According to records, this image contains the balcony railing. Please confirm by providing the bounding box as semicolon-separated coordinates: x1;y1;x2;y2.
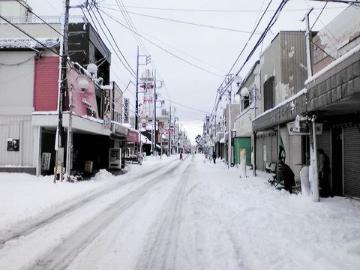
0;15;84;24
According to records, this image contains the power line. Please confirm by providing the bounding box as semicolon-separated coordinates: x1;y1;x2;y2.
99;8;224;78
210;0;274;115
15;0;63;36
85;6;136;78
311;1;329;29
211;0;289;116
0;14;61;56
91;3;136;76
99;6;261;34
99;3;345;14
163;98;208;113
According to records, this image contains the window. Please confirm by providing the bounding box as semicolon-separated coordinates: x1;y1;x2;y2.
264;76;275;111
241;96;250;111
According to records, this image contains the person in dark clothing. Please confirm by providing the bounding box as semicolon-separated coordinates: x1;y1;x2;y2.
277;159;295;193
180;150;183;160
212;151;216;164
318;149;330;197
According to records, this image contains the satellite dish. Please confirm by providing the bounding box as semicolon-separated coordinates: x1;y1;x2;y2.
87;63;98;78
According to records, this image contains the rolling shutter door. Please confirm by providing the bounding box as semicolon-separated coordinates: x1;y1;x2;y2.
343;126;360;197
317;128;331;158
271;134;277;162
256;136;264;171
265;135;272;164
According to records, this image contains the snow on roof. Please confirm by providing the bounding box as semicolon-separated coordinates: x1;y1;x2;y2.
0;38;59;49
305;42;360;85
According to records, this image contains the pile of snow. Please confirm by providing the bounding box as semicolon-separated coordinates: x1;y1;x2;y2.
92;169;115;181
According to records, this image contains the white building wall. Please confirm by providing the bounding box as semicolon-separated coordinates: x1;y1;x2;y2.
0;51;36;168
0;0;29;19
0;51;35;115
0;115;33;166
0;23;61;39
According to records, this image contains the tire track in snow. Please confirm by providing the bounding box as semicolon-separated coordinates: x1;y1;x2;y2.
0;159;177;248
24;160;182;270
134;161;194;270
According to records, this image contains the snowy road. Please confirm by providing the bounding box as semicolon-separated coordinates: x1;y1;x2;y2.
1;155;360;270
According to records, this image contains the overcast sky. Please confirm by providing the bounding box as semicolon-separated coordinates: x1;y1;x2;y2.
27;0;347;143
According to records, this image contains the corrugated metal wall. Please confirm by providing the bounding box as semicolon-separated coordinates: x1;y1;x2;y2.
343;126;360;197
0;115;33;166
34;56;59;111
280;31;307;95
317;128;331;162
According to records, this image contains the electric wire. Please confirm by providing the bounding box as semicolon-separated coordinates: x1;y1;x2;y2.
98;9;224;78
98;3;344;14
114;0;175;103
0;14;61;56
99;6;261;34
85;6;136;78
211;0;289;117
15;0;63;36
91;3;136;76
210;0;274;116
311;1;328;29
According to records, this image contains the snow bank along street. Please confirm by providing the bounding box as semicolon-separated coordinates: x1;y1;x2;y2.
0;155;359;270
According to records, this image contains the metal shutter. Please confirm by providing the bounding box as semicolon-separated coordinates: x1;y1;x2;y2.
271;134;278;162
343;126;360;197
317;128;331;158
256;136;264;171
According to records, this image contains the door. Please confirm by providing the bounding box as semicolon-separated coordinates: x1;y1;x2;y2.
331;128;343;196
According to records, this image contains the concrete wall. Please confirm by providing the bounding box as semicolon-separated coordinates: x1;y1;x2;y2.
260;34;282;109
312;5;360;74
260;31;307;109
234;63;261;137
224;103;241;130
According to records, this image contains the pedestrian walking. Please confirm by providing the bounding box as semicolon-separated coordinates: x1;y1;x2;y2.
180;150;183;160
212;151;216;164
277;159;295;194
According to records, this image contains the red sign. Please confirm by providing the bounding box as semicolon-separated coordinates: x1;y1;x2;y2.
127;130;140;143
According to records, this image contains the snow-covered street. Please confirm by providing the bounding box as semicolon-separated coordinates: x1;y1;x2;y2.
1;155;360;270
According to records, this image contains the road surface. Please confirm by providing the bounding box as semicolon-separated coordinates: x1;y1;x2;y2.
0;155;360;270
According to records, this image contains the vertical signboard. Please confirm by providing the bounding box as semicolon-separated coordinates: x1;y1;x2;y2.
124;98;129;123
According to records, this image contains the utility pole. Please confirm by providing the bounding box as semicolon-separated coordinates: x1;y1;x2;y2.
303;8;314;79
303;8;319;201
253;86;257;176
168;104;171;156
153;70;157;155
135;46;139;130
226;74;233;169
55;0;70;182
